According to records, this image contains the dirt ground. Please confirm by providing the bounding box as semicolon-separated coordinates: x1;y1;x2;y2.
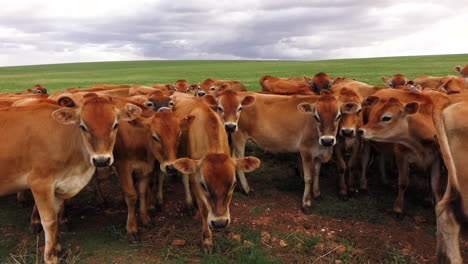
1;146;467;263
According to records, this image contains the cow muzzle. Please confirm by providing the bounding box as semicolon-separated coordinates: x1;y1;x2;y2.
319;136;335;147
91;155;113;167
210;219;229;230
224;123;237;133
341;128;355;137
197;91;207;97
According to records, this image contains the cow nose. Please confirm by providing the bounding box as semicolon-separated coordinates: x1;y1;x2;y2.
197;91;206;97
358;129;364;136
211;219;229;229
92;156;111;167
320;137;335;146
165;164;177;174
341;128;354;137
224;123;237;133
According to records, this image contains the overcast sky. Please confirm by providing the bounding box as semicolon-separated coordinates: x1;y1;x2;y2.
0;0;466;67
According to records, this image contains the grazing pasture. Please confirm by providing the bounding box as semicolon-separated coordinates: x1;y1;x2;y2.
0;54;467;263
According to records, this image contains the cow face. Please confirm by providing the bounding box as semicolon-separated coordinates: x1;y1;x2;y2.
174;154;260;230
203;90;256;133
144;92;173;111
136;110;194;173
175;79;189;92
187;84;201;96
199;79;221;97
358;96;419;142
27;84;48;95
52;94;142;167
382;74;409;88
305;72;332;94
298;90;353;146
336;88;362;137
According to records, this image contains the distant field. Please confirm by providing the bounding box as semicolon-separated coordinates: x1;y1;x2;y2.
0;54;467;93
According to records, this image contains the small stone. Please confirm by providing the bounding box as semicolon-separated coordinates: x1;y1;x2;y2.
303;223;312;230
243;240;254;247
295;242;303;249
335;260;343;264
336;245;346;255
279;240;288;247
171;239;186;246
401;248;411;255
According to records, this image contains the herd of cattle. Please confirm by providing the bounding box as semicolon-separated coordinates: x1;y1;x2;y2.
0;64;468;264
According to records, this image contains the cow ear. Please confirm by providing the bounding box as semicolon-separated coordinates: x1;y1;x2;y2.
52;108;78;125
58;96;77;107
381;76;391;87
341;102;359;114
173;158;198;174
235;156;261;173
454;65;462;73
304;75;313;85
180;115;195;132
203;95;217;107
27;88;33;93
297;102;315;113
241;95;256;107
404;102;419;115
362;96;379;107
119;103;142;121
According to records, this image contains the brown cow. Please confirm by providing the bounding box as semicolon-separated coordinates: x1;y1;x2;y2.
113;108;193;242
174;79;189;92
358;90;442;217
381;74;409;88
229;90;358;212
454;64;468;84
198;79;247;97
0;94;141;264
304;72;334;94
259;75;313;95
431;91;468;263
27;84;48;94
170;92;260;253
413;75;466;94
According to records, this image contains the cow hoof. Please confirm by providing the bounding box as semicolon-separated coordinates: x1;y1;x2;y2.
301;206;313;215
202;244;214;254
314;195;323;201
127;233;140;244
29;223;43;234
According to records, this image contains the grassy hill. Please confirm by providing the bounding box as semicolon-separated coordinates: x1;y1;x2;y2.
0;54;466;93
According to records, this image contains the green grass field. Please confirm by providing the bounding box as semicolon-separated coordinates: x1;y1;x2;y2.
0;54;467;263
0;54;467;93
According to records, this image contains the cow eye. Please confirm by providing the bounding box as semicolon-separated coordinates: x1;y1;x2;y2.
80;124;88;132
200;182;208;191
210;87;216;91
381;116;392;122
217;106;223;112
152;135;159;142
113;123;119;130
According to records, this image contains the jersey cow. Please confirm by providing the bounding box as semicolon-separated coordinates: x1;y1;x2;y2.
198;79;247;97
171;92;260;254
0;94;141;264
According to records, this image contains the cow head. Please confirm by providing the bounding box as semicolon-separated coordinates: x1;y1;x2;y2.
298;90;355;146
335;88;362;137
199;79;219;97
27;84;48;95
358;96;419;142
454;65;468;84
144;91;173;111
381;74;409;88
52;93;142;167
304;72;332;94
173;154;260;230
175;79;189;92
437;76;466;94
133;109;195;173
187;84;201;96
203;90;256;133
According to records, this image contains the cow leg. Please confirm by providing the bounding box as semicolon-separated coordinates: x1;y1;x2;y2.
194;179;213;254
17;191;28;208
30;184;61;264
152;169;164;212
394;154;409;218
436;201;462;264
359;142;371;192
312;160;322;200
57;201;69;232
231;132;251;195
300;151;314;214
137;175;152;227
347;140;361;195
116;163;139;243
379;154;389;185
431;156;443;204
183;173;196;215
29;204;43;234
334;145;348;200
91;170;107;208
